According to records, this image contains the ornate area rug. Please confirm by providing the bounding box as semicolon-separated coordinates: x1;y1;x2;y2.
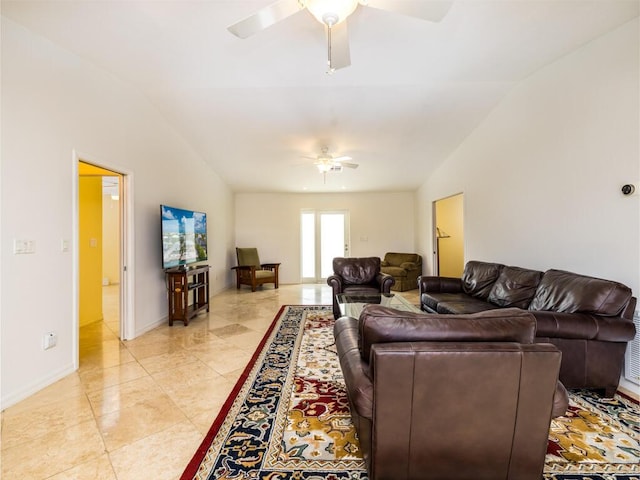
182;305;640;480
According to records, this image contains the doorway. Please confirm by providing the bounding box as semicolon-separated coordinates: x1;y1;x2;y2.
433;194;464;277
77;161;126;348
301;210;350;282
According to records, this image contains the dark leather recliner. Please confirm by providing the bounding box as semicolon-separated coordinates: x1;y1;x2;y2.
327;257;395;318
334;305;568;480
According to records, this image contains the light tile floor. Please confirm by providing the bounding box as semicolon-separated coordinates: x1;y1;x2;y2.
1;284;420;480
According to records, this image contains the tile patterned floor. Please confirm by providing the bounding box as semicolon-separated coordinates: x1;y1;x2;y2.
0;284;420;479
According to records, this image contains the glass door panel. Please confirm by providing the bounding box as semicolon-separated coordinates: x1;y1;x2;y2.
301;210;349;282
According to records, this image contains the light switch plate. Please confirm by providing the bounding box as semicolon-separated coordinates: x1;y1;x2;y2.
13;239;36;254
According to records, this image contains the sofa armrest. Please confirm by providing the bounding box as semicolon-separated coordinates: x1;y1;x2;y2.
326;274;343;293
260;263;280;269
334;317;374;420
418;275;463;294
377;273;395;293
232;265;255;271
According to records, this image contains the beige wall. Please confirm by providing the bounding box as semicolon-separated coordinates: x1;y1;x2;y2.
2;18;234;407
235;192;416;284
416;19;639;392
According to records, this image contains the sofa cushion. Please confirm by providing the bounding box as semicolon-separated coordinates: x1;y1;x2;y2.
488;266;544;309
357;305;536;361
333;257;380;285
383;252;420;267
461;261;504;299
529;269;633;316
381;266;408;278
436;299;501;314
421;292;468;312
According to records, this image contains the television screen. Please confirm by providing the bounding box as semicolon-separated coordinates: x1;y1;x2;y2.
161;205;208;269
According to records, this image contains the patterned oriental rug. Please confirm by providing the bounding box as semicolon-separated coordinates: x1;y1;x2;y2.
181;305;640;480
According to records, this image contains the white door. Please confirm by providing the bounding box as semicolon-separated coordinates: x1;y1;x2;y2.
301;210;349;282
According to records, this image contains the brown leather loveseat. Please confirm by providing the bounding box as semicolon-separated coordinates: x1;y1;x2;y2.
419;261;637;396
334;305;568;480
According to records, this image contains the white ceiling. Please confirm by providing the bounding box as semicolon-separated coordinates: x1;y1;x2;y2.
3;0;638;193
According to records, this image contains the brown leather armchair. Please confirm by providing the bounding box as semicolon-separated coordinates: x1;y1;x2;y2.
334;306;568;480
327;257;395;318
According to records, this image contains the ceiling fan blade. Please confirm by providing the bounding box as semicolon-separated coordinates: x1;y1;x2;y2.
332;155;353;162
326;20;351;71
339;162;359;169
362;0;453;22
227;0;303;39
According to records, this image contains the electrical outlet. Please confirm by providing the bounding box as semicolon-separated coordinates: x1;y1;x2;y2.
43;332;57;350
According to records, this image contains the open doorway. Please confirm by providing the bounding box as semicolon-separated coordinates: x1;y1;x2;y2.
77;161;125;348
433;193;464;277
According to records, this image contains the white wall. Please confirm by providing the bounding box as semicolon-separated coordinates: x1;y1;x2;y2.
1;18;234;407
235;192;416;284
417;20;639;390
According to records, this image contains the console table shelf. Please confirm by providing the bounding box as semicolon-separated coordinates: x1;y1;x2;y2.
165;265;210;326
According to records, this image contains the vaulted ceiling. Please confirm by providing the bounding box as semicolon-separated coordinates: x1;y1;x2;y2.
3;1;638;192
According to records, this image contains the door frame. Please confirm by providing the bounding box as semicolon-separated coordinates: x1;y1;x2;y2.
432;192;464;277
73;151;135;367
300;209;350;283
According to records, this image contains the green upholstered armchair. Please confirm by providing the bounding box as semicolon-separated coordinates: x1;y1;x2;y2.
380;252;422;291
232;248;280;292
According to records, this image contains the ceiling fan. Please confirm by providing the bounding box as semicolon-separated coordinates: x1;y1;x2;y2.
303;146;358;182
227;0;453;73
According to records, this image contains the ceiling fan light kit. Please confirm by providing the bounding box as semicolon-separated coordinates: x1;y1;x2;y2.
306;146;359;184
227;0;452;72
303;0;360;26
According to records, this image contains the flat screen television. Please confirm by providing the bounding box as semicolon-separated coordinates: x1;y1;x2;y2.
161;204;208;270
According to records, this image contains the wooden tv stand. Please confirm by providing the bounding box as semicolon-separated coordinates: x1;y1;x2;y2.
165;265;210;326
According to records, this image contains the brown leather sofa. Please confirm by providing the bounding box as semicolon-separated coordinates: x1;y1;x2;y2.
419;261;637;397
334;305;568;480
327;257;395;318
380;252;422;291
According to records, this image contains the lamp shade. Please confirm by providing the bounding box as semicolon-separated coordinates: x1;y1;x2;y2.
305;0;359;26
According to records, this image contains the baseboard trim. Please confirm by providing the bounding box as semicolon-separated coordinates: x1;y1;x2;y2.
1;364;76;410
132;316;167;339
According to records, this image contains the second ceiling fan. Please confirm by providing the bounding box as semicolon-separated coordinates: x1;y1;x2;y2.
302;146;358;183
227;0;453;73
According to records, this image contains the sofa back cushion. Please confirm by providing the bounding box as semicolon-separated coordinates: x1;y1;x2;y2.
488;266;544;309
358;305;536;361
333;257;380;285
529;269;633;316
461;261;504;299
383;252;421;267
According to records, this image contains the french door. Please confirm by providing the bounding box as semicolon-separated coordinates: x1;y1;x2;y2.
301;210;349;283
